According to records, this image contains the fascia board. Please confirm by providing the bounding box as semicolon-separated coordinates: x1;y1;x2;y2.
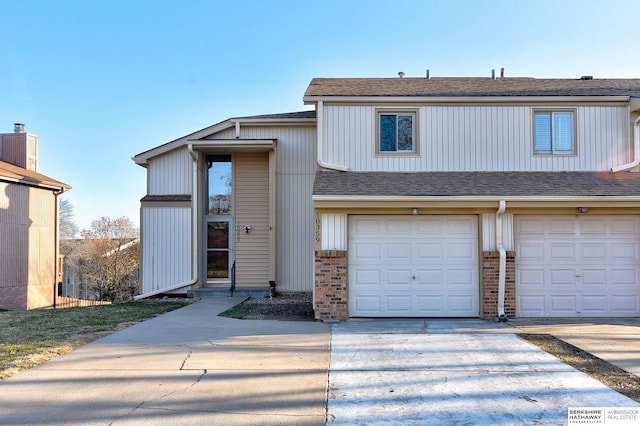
312;195;640;209
304;95;631;105
229;118;316;125
133;120;236;165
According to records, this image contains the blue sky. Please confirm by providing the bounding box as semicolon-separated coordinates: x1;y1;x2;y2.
1;0;639;231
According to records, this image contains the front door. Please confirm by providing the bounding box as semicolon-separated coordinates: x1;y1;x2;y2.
206;218;233;281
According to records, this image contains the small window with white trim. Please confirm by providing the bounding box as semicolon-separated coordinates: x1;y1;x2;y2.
533;110;576;154
377;110;417;154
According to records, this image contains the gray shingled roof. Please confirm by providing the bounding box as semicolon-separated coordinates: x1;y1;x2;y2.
312;171;640;198
304;78;640;98
232;110;316;120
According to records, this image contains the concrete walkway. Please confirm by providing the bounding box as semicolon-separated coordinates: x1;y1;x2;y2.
328;319;640;425
0;298;331;425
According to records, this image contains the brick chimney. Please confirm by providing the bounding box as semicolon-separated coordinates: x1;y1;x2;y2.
0;123;38;171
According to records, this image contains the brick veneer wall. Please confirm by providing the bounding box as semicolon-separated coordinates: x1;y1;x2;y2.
482;251;516;319
314;250;348;321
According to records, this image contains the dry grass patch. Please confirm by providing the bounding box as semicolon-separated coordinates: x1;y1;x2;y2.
0;300;189;380
519;333;640;403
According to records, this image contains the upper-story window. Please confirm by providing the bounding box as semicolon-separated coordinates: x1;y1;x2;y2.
533;110;576;154
377;110;418;154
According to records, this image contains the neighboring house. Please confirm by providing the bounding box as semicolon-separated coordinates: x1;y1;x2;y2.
134;75;640;321
0;124;71;310
60;238;140;301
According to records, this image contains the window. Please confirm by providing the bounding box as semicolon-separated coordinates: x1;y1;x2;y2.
207;155;232;215
534;110;575;154
377;110;417;154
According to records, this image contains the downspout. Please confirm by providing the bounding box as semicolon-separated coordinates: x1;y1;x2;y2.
496;200;508;322
135;145;199;299
611;115;640;172
53;187;65;308
316;100;349;171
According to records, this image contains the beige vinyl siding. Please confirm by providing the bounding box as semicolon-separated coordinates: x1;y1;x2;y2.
0;182;56;309
234;153;269;287
148;147;192;195
140;207;192;295
321;104;630;172
209;125;316;292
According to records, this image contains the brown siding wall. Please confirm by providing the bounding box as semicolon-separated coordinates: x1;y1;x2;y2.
1;133;37;171
0;182;56;310
234;153;270;287
481;251;516;319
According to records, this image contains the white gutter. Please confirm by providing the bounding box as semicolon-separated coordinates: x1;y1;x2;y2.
135;144;199;300
495;200;507;321
611;115;640;172
316;100;349;171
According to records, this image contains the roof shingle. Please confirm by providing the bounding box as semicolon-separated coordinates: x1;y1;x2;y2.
312;171;640;198
304;77;640;98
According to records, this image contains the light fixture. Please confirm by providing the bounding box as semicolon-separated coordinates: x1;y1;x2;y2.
577;207;589;214
412;208;418;215
244;225;252;233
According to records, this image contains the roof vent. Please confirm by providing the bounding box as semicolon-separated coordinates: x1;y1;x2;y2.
491;69;496;80
398;71;405;78
580;75;593;80
500;67;505;78
14;123;25;133
426;69;430;79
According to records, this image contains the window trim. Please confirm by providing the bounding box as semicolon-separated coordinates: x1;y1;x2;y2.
375;108;419;156
532;108;577;156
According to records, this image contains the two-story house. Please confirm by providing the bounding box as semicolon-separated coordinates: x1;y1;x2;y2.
1;124;71;310
134;75;640;321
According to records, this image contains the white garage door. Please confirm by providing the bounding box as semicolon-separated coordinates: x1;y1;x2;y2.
516;215;640;317
349;215;479;317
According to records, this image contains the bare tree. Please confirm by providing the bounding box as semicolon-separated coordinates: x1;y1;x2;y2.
80;216;140;302
59;198;79;240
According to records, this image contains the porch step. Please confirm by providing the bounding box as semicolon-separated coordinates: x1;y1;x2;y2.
187;287;272;299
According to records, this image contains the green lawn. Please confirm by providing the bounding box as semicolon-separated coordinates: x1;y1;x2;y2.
0;300;188;380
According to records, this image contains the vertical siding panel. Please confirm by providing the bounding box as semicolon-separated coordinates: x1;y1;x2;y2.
234;153;270;287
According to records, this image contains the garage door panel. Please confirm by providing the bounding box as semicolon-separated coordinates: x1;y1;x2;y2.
516;215;640;317
611;243;637;260
448;242;475;259
352;243;380;261
386;243;411;260
550;219;576;234
386;296;412;313
353;296;381;314
386;270;412;287
352;269;381;287
611;296;639;313
550;243;575;260
448;269;475;287
550;269;578;286
349;215;479;317
416;243;444;260
580;244;607;260
611;218;638;234
581;269;607;286
582;296;608;313
518;268;545;286
518;243;545;261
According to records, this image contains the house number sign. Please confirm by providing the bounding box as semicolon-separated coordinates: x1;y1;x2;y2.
314;212;322;251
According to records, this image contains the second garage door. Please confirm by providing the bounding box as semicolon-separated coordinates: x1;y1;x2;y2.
349;215;479;317
516;215;640;317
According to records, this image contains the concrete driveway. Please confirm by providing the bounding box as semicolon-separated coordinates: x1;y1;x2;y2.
328;319;639;425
